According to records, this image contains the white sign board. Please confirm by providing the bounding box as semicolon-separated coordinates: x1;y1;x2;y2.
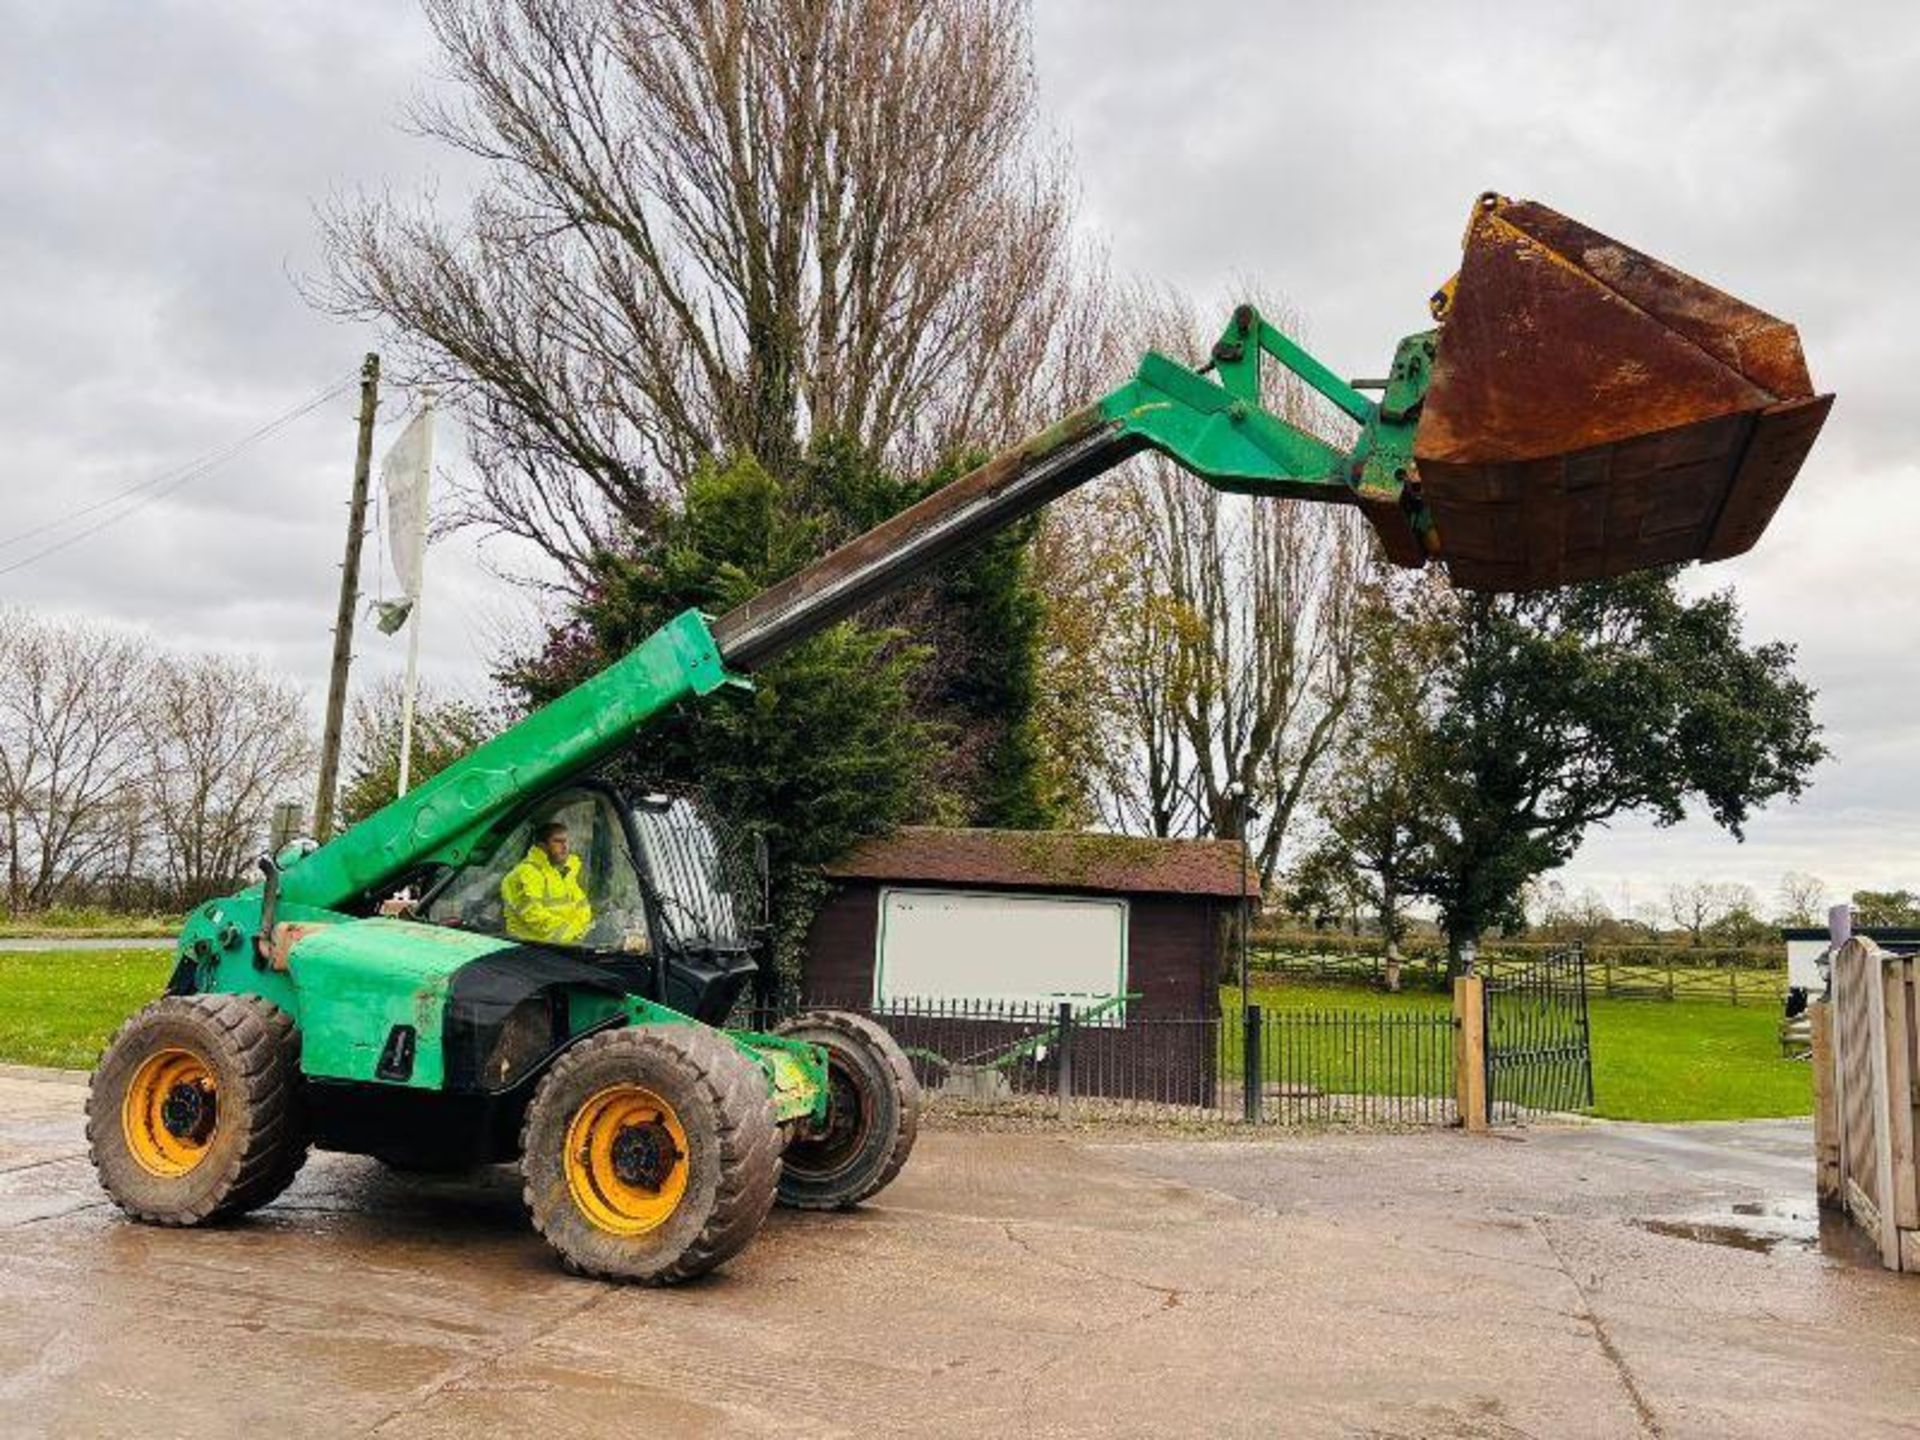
1785;935;1829;994
875;888;1127;1017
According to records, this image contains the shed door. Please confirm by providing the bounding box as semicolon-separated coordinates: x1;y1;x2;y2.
875;888;1127;1015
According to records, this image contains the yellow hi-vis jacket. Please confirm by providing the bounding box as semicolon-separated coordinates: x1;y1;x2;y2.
501;847;592;944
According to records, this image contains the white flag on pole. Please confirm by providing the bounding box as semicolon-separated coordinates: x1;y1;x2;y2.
373;405;435;635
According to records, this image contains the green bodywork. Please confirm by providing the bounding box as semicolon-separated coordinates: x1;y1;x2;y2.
170;614;825;1123
168;309;1422;1140
1100;307;1437;552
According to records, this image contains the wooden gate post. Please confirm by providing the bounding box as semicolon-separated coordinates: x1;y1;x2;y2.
1810;1000;1841;1205
1453;976;1488;1132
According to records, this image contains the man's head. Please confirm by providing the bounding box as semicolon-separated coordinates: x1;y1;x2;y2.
534;820;570;866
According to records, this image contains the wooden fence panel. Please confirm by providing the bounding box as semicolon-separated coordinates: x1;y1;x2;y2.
1888;954;1918;1231
1824;938;1919;1270
1811;1001;1840;1204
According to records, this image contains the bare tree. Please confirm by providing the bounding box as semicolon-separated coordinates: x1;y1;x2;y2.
1665;879;1751;946
1035;291;1366;886
1535;882;1617;946
1049;463;1366;885
1777;870;1826;926
0;609;153;914
139;655;314;903
1291;578;1446;970
321;0;1080;582
338;675;499;829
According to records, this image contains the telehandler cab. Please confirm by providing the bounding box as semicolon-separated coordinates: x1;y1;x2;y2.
89;195;1830;1282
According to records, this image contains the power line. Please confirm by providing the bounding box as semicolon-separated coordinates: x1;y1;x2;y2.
0;370;361;578
0;367;360;552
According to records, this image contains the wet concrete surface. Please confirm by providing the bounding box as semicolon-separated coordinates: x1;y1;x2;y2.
2;1072;1916;1438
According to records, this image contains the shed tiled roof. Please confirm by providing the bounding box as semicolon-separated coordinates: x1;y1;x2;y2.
824;826;1259;900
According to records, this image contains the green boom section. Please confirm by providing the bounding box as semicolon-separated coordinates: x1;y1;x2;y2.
285;608;731;912
165;609;736;1052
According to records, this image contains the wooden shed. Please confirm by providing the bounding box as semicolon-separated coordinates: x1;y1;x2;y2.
805;826;1258;1012
802;828;1257;1103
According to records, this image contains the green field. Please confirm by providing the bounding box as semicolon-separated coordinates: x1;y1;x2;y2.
0;949;171;1069
1585;998;1809;1122
0;950;1811;1123
1221;981;1454;1099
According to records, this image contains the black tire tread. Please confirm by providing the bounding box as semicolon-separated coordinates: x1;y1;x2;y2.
520;1025;781;1285
774;1009;920;1210
86;993;308;1226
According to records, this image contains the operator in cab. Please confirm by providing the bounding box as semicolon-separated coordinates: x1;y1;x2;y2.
502;819;593;945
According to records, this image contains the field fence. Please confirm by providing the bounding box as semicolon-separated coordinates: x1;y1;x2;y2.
1252;939;1785;1006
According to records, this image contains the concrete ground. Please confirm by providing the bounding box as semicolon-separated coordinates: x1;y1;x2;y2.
2;1071;1915;1439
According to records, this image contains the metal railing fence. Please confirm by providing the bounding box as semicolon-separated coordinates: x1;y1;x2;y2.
755;993;1458;1128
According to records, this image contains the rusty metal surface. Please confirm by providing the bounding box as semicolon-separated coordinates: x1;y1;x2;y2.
1702;393;1835;562
712;406;1138;669
1416;195;1831;591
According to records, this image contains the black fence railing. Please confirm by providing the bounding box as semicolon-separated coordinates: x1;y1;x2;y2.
1484;948;1595;1121
761;995;1458;1128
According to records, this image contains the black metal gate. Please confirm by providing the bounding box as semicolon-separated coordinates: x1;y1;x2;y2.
1484;947;1593;1120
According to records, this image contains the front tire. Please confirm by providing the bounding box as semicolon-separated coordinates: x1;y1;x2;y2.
87;994;308;1225
521;1025;780;1284
774;1010;919;1210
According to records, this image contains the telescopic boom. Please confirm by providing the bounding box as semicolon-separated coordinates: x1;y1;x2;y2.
248;194;1827;927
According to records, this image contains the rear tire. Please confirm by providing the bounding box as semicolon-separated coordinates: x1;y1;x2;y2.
87;994;308;1225
773;1010;919;1211
521;1025;780;1284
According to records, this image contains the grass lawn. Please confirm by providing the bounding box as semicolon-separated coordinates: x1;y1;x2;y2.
1226;977;1810;1122
0;949;172;1069
1586;999;1809;1122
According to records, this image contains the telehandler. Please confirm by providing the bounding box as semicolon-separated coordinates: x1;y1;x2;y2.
88;195;1830;1282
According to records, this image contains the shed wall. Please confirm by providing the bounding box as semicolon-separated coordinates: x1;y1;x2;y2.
803;880;1228;1017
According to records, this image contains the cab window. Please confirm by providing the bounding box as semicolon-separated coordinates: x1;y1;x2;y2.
421;789;652;952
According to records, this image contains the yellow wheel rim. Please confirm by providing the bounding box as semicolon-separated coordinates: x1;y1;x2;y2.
121;1047;218;1177
563;1085;690;1236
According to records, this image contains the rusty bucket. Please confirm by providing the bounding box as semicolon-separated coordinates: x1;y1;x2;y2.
1414;194;1832;592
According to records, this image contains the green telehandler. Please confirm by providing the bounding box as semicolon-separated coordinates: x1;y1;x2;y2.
87;195;1830;1283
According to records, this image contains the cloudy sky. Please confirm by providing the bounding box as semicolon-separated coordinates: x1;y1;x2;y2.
2;1;1913;920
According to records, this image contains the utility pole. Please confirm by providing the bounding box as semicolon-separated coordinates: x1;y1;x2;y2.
313;352;380;840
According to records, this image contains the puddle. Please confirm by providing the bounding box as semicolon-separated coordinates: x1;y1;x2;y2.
1633;1198;1885;1268
1637;1217;1797;1254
